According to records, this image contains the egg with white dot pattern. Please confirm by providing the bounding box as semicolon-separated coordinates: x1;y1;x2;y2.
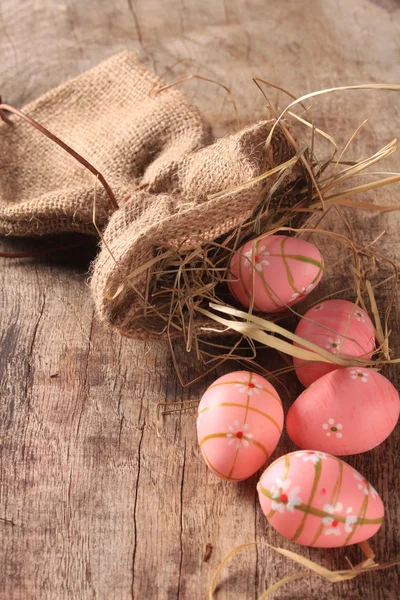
286;367;400;455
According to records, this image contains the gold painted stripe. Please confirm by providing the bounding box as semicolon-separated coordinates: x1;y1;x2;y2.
207;380;281;404
309;517;324;546
199;432;230;446
312;267;323;284
227;448;240;479
227;373;253;478
309;458;343;546
238;247;266;311
238;249;253;305
201;375;271;478
259;275;282;309
252;241;282;310
201;449;243;481
280;237;300;294
247;437;269;460
248;241;281;309
268;253;324;269
291;459;322;541
199;402;282;433
344;484;370;545
259;486;383;526
263;452;291;479
227;371;253;477
283;454;291;481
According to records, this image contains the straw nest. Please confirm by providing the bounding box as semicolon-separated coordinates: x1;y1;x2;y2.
122;80;400;387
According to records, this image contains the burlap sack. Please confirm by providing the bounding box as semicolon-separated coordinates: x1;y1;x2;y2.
0;52;296;339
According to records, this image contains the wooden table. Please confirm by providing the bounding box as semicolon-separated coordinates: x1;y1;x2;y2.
1;1;399;598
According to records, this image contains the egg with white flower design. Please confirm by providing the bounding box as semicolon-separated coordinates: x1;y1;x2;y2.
228;234;324;312
196;371;284;481
293;299;376;387
286;367;400;455
257;451;384;547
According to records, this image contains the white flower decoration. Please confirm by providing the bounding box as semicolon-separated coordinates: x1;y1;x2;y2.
324;502;343;514
243;246;270;272
344;506;358;533
323;504;357;535
270;478;302;514
353;472;378;497
322;502;343;536
291;283;316;301
325;337;342;354
291;288;305;300
322;520;341;536
355;311;366;323
235;377;262;396
322;418;343;438
296;450;327;464
226;420;253;449
322;502;358;535
350;369;370;383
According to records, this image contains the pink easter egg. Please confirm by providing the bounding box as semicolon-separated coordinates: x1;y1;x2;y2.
228;234;324;312
286;368;400;455
293;299;376;387
257;451;384;547
197;371;284;481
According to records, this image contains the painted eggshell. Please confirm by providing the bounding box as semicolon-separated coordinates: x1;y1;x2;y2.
197;371;284;481
257;450;384;547
286;367;400;455
293;300;376;387
228;234;324;312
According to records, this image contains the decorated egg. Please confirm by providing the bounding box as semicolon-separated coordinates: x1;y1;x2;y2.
293;299;376;387
257;450;384;547
286;367;400;455
228;234;324;312
197;371;284;481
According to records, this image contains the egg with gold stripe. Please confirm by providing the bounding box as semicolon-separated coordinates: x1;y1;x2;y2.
197;371;284;481
257;451;384;547
228;234;324;312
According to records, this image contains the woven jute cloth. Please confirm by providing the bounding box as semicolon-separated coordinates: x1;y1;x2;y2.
0;52;296;339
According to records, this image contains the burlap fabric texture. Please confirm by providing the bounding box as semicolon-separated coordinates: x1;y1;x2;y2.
0;52;296;339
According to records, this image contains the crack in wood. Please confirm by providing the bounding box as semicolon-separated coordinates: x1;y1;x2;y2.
75;309;95;443
254;486;259;600
176;440;186;600
131;424;145;599
24;295;46;411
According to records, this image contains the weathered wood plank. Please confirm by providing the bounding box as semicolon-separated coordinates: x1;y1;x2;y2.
0;1;399;599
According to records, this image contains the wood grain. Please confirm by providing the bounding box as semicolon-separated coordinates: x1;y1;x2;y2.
0;0;399;598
